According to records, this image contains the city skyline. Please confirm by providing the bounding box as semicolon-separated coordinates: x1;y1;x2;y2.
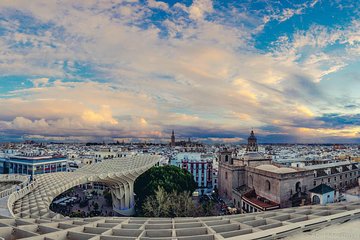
0;0;360;143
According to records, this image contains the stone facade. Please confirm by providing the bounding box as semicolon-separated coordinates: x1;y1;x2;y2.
218;132;360;213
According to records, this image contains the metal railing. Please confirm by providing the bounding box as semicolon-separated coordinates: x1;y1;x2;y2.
7;179;38;217
0;174;30;199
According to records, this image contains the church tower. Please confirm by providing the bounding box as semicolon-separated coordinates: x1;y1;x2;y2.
246;130;258;152
171;130;175;147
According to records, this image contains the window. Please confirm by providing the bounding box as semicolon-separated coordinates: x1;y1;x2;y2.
295;182;301;192
340;175;342;180
225;172;228;180
314;181;316;186
328;178;330;183
265;180;271;191
334;177;336;181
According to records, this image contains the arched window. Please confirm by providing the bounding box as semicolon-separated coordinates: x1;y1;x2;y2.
225;155;229;162
295;182;301;192
265;180;271;191
312;195;320;204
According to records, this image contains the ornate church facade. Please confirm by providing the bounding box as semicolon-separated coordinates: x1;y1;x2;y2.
218;131;316;213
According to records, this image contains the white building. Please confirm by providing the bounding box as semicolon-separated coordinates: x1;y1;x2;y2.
309;184;335;205
171;152;217;195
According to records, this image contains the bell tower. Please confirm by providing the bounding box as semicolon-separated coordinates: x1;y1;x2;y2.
246;130;258;152
170;130;175;147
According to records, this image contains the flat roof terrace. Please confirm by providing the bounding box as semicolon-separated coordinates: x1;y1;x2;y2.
0;156;67;164
1;201;360;240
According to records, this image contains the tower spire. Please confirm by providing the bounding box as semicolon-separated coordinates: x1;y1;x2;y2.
246;130;258;152
171;130;175;147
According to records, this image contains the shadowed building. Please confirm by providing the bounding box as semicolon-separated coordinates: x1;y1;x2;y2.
218;131;360;213
169;130;204;151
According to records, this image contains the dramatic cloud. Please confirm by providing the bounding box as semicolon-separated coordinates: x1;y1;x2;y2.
0;0;359;143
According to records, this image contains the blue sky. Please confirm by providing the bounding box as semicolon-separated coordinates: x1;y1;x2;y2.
0;0;359;143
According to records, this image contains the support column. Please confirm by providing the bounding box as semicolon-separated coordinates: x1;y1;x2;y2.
129;181;135;208
124;182;130;209
110;186;121;210
111;179;135;216
120;184;125;209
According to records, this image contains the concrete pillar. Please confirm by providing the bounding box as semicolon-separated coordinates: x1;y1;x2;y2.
110;179;135;216
124;182;130;209
111;187;121;209
110;184;125;210
129;181;135;208
120;184;125;209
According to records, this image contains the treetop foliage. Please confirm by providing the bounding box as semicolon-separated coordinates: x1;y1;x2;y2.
134;165;197;205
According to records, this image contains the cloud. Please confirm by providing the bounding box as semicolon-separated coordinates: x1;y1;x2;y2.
0;1;359;142
31;77;49;88
189;0;213;21
315;113;360;129
81;106;118;125
147;0;169;11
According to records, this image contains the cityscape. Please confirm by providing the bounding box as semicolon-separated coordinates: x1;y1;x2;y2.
1;0;360;240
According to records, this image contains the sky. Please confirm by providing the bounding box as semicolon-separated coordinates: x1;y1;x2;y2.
0;0;359;143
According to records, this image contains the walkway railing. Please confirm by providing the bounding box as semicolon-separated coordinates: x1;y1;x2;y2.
7;179;38;217
0;174;30;199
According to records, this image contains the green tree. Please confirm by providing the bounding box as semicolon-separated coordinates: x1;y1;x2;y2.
93;202;99;211
142;187;219;218
142;187;172;217
134;165;197;206
170;191;196;217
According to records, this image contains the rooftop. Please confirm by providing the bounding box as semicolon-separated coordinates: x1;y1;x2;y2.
242;189;280;210
255;164;298;174
309;183;335;195
303;160;353;170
